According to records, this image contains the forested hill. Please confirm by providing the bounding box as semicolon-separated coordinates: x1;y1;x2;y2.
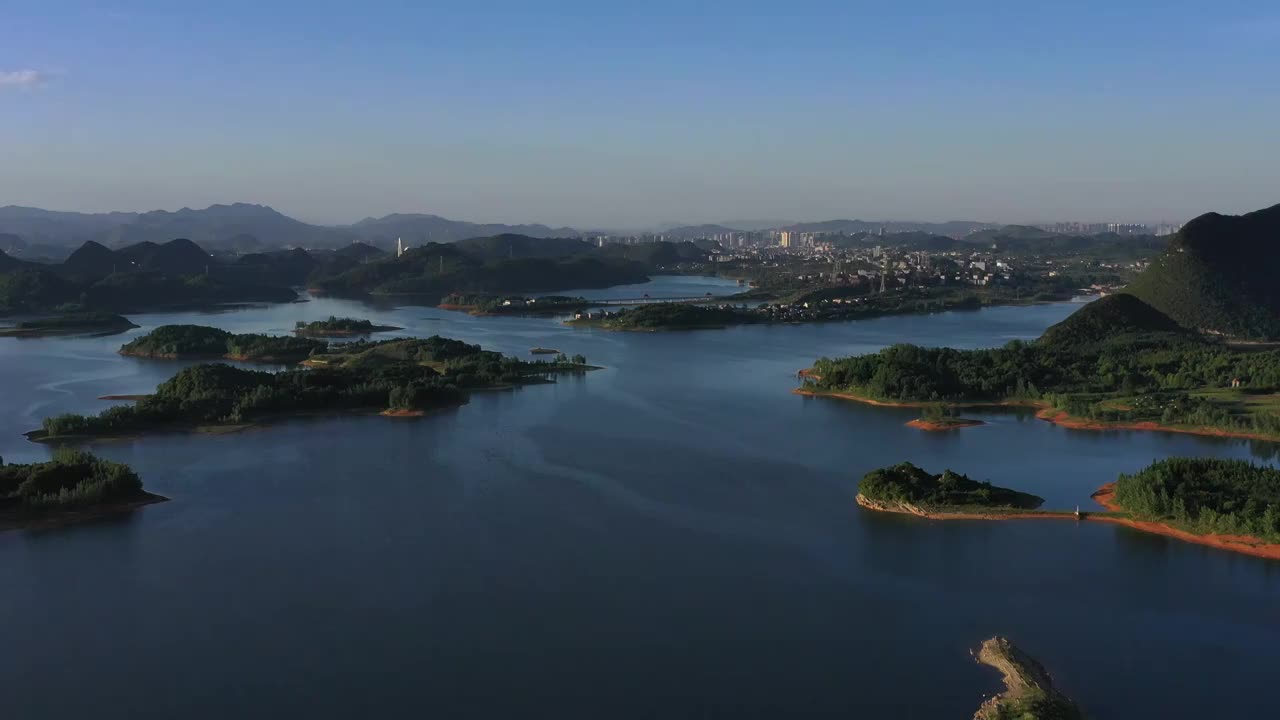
309;235;706;296
1038;293;1185;348
1126;202;1280;340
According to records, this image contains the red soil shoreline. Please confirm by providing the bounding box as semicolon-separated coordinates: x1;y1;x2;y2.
793;386;1280;443
855;486;1280;561
1088;483;1280;560
905;418;986;431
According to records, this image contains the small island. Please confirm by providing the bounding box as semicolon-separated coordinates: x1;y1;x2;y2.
120;324;327;363
856;462;1046;517
973;636;1083;720
857;460;1280;560
292;316;400;337
440;293;591;316
1;448;164;531
530;347;561;355
0;312;139;338
35;336;597;441
907;404;985;431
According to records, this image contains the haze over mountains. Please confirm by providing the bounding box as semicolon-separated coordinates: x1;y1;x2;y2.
0;202;1018;254
0;204;584;256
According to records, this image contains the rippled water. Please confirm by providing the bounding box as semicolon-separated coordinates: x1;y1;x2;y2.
2;277;1276;719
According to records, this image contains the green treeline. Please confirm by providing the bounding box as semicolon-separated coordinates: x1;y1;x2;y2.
441;293;589;314
0;267;297;316
1114;458;1280;541
313;244;650;297
859;462;1044;509
120;324;326;361
43;336;589;438
13;312;135;331
582;303;757;330
293;316;397;334
807;294;1280;436
0;448;146;511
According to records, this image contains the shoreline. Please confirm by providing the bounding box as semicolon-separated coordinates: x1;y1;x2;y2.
24;404;467;444
905;418;986;431
119;349;312;364
794;386;1280;444
0;492;169;533
293;324;400;338
0;323;139;338
856;487;1280;561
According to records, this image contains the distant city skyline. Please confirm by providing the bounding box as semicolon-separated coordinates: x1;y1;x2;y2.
3;1;1277;227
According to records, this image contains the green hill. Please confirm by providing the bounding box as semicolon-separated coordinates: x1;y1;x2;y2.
1127;203;1280;340
1038;293;1185;348
311;238;649;296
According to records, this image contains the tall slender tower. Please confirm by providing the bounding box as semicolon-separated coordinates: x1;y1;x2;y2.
396;237;405;258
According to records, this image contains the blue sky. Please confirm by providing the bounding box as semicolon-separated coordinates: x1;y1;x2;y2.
2;1;1277;227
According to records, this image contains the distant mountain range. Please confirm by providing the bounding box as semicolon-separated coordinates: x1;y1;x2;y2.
0;204;585;256
0;202;1169;261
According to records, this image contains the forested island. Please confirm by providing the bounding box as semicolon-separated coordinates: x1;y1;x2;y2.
311;242;650;297
1;264;298;316
801;293;1280;442
856;459;1280;559
293;316;400;337
972;636;1084;720
856;462;1045;516
35;336;596;441
0;312;138;338
120;325;327;362
568;303;760;331
907;404;985;431
440;293;591;316
565;285;1076;332
1;449;163;531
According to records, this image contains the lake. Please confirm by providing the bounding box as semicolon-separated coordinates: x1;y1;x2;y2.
2;276;1277;719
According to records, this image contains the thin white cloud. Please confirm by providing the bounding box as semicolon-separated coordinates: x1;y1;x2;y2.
0;69;49;89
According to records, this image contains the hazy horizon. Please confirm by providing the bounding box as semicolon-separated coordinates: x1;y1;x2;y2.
4;1;1278;227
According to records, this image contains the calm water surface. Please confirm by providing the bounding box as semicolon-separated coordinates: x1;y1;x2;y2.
2;277;1277;719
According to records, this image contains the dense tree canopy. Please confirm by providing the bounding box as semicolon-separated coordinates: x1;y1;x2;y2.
807;295;1280;436
43;335;589;438
0;448;145;511
859;462;1044;509
120;324;326;361
1114;458;1280;541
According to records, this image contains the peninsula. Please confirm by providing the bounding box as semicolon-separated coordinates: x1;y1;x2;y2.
120;324;326;363
35;336;596;442
567;303;759;331
1;448;164;531
856;460;1280;560
293;316;400;337
0;312;138;338
800;293;1280;443
972;636;1084;720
